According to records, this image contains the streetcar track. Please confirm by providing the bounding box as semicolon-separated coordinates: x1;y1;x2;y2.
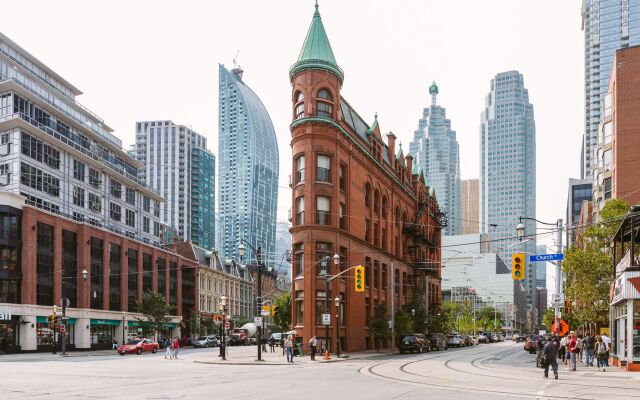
361;344;640;399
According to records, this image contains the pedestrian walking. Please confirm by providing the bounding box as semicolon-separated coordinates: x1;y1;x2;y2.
164;338;172;359
281;336;285;356
542;336;559;380
309;336;318;361
285;335;294;363
576;335;583;363
535;336;544;368
596;336;607;372
601;333;611;367
268;335;275;353
172;337;180;359
112;338;118;350
583;335;594;367
568;331;578;371
559;335;567;364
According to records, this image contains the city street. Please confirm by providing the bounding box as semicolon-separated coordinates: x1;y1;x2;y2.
1;342;639;399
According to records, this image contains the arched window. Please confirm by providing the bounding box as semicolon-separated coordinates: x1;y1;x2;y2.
381;197;388;219
294;91;305;120
316;89;333;118
364;183;371;208
374;190;380;215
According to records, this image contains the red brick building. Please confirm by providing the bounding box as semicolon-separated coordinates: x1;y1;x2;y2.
289;4;443;352
0;192;197;352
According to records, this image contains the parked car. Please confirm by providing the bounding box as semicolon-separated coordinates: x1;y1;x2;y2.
469;336;479;345
426;333;448;351
461;335;474;347
399;335;429;354
117;339;159;355
504;333;513;341
413;334;431;350
477;333;489;344
447;335;465;347
193;336;218;348
270;333;283;346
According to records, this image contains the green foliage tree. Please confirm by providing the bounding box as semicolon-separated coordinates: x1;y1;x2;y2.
394;308;413;337
369;304;390;352
134;290;174;340
477;306;502;332
563;198;629;326
272;292;292;332
409;292;427;333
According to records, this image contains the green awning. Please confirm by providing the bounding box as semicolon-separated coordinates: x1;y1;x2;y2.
128;321;176;328
90;319;120;326
36;316;76;324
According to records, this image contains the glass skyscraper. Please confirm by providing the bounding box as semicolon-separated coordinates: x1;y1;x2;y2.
581;0;640;178
135;120;216;249
409;82;461;236
217;64;279;262
480;71;538;326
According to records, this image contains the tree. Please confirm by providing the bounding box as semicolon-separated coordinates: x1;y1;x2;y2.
369;304;390;352
272;292;292;332
394;308;413;337
409;292;427;333
563;199;629;326
477;306;502;332
134;290;174;340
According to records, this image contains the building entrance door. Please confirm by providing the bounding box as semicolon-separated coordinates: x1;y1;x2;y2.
0;321;18;354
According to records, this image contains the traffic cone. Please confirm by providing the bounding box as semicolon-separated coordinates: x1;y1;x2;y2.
324;350;329;360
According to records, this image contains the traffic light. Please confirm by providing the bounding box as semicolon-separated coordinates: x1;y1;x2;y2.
271;305;277;317
355;265;364;292
511;253;525;280
564;300;572;315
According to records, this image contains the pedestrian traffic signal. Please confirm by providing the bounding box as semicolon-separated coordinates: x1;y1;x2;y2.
564;300;572;315
271;305;277;316
355;265;364;292
511;253;525;281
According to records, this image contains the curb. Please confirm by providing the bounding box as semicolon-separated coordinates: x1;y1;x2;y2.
194;360;292;366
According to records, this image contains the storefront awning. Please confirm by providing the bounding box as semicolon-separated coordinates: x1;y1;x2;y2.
90;319;120;326
128;321;176;328
36;316;76;324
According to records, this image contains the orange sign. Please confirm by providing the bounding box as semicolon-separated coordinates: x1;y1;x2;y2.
550;319;569;336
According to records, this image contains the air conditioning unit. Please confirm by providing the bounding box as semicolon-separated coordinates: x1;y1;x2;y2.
0;173;10;186
0;143;10;156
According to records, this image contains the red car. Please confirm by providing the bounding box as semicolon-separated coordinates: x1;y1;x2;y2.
118;339;159;355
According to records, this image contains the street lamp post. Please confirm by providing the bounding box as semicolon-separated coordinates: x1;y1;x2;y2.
219;296;227;360
52;305;58;354
334;296;341;357
121;311;126;346
322;253;340;355
239;241;263;361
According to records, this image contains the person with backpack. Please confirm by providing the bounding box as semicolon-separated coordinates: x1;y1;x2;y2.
596;336;607;372
542;336;559;379
582;335;594;367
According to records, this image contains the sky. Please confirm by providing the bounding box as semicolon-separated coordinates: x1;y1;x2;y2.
1;0;584;251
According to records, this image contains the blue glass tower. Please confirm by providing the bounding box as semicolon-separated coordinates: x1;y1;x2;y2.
217;64;279;262
581;0;640;178
480;71;538;326
409;82;461;236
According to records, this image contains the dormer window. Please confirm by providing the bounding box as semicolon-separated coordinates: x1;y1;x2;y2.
316;89;333;118
294;91;305;119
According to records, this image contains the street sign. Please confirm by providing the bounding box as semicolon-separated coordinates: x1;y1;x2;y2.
552;300;564;308
59;325;66;334
254;317;262;325
552;293;564;305
322;313;331;325
224;322;230;329
261;309;270;316
529;253;564;262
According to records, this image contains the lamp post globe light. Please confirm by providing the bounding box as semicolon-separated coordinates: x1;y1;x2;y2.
334;296;341;357
238;240;264;361
219;295;227;360
81;268;88;280
516;222;525;240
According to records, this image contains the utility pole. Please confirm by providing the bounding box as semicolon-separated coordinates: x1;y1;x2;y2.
257;246;262;362
555;219;563;335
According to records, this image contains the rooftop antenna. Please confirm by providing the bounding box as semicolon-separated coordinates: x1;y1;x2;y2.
232;50;240;69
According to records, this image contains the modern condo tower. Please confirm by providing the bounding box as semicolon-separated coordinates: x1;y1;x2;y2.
217;64;279;262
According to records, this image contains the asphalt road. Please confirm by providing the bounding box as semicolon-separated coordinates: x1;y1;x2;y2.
1;342;639;399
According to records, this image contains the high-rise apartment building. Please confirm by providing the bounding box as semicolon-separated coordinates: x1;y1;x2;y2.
566;178;592;247
217;64;279;262
536;244;547;289
409;82;461;235
581;0;640;178
461;179;479;234
592;45;640;211
135;120;216;249
480;70;538;327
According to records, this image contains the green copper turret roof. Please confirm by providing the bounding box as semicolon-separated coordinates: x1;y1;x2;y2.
290;3;344;83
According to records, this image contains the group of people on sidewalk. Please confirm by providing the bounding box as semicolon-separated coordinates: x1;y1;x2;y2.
538;331;611;379
164;338;181;359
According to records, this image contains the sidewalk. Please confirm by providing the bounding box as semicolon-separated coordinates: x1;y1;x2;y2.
0;349;118;361
194;347;392;366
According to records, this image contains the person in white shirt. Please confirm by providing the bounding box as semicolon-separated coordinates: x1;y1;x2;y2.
560;336;568;364
601;334;611;367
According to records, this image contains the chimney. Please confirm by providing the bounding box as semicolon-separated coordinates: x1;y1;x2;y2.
386;132;396;167
405;154;413;185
